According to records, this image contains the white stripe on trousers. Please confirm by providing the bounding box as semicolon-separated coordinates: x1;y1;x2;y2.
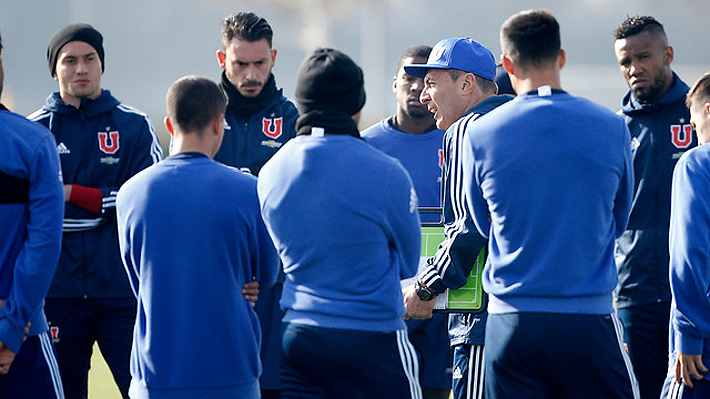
396;329;423;399
665;378;685;399
611;313;641;399
467;345;485;399
39;331;65;399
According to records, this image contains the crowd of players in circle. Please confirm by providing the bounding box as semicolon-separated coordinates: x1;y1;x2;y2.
1;7;708;399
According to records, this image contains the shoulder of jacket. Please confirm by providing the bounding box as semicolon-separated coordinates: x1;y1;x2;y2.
27;108;51;122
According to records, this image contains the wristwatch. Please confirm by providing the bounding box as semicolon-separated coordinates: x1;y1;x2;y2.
414;279;438;301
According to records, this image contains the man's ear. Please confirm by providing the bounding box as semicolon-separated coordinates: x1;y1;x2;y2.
271;48;277;68
501;55;514;76
460;73;476;95
164;116;175;137
557;49;566;71
212;113;225;136
216;50;227;70
664;45;674;66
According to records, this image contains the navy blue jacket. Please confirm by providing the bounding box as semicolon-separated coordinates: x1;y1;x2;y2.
416;95;512;346
29;90;162;299
615;73;695;308
214;88;298;176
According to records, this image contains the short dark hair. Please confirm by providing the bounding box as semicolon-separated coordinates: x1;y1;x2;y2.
500;9;561;67
447;69;465;82
476;76;498;95
687;72;710;110
221;12;273;48
397;45;432;71
166;76;226;134
445;69;497;95
614;16;666;41
0;30;3;55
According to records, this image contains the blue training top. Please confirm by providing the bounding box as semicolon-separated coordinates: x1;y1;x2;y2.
258;133;421;332
362;118;444;223
463;87;634;315
669;144;710;379
116;153;279;398
0;105;64;353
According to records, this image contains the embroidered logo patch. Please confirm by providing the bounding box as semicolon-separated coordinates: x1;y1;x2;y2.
100;157;120;165
261;140;283;149
50;326;60;342
98;131;120;154
262;117;283;139
670;124;693;149
57;142;70;154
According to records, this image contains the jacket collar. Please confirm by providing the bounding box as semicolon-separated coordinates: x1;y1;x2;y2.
463;94;515;118
621;72;689;114
43;89;120;117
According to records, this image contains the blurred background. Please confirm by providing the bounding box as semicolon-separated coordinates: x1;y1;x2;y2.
2;0;709;151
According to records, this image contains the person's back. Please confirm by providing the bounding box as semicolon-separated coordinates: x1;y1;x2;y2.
466;89;632;313
259;134;419;328
465;11;638;399
661;71;710;398
116;76;278;399
0;105;65;398
258;47;423;399
118;155;275;391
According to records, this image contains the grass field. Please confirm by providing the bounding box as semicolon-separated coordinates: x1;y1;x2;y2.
88;343;122;399
86;343;454;398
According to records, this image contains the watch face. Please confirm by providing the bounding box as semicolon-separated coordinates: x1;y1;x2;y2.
416;284;436;301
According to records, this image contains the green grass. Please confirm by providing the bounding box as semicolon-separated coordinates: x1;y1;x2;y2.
88;343;122;399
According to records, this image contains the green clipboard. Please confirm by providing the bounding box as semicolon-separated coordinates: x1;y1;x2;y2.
416;207;486;313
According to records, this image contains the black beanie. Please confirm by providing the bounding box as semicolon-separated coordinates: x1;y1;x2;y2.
295;48;366;116
494;65;515;96
47;23;105;77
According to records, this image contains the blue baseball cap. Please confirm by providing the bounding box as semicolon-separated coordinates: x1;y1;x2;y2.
404;37;496;81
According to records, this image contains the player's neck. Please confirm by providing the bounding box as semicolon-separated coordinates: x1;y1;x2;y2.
392;112;436;135
170;134;216;159
513;68;562;94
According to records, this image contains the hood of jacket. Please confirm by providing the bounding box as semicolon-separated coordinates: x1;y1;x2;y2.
42;89;119;118
621;72;689;115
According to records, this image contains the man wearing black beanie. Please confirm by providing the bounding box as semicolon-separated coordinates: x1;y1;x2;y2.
29;23;163;399
293;48;366;137
257;48;424;399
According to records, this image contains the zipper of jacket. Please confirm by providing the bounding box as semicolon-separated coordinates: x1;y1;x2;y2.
242;121;249;172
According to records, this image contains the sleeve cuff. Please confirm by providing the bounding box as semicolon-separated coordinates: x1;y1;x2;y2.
0;319;24;354
419;261;448;294
68;185;103;214
676;330;704;356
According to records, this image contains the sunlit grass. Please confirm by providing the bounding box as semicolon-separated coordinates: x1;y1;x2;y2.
88;343;122;399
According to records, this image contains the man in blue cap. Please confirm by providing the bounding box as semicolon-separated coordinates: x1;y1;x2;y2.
402;37;512;399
